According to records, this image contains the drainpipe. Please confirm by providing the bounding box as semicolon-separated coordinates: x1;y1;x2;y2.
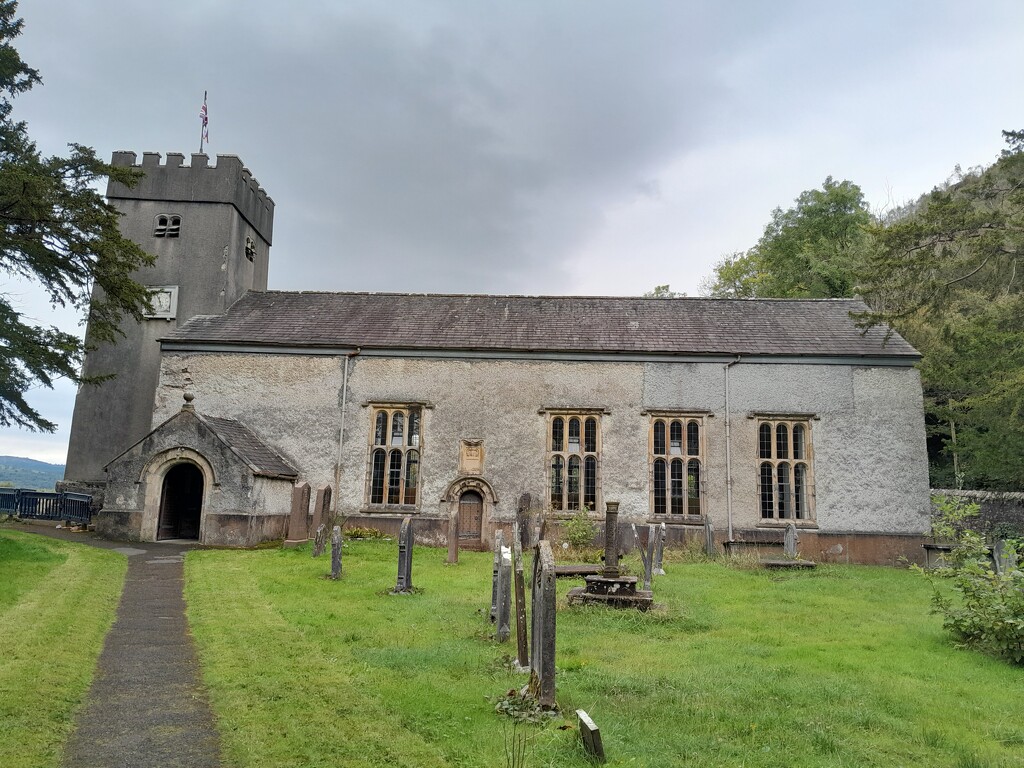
334;348;361;514
724;356;741;542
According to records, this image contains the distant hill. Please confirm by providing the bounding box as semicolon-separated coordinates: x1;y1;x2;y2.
0;456;65;491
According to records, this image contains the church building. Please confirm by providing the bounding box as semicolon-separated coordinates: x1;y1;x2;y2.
63;152;932;564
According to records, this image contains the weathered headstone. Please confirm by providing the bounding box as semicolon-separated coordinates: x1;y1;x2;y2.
993;539;1017;574
529;540;557;709
784;522;798;558
632;523;655;591
392;516;414;593
330;525;342;579
516;493;532;550
496;542;512;643
446;508;459;564
312;523;327;558
490;529;504;622
703;517;715;558
603;501;621;577
512;522;529;668
312;484;332;535
653;522;667;576
284;482;311;548
576;709;606;763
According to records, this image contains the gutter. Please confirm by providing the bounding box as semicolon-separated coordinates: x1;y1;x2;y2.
334;348;361;513
724;355;742;542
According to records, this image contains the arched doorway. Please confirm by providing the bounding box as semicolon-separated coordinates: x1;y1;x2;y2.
458;490;483;547
157;463;204;540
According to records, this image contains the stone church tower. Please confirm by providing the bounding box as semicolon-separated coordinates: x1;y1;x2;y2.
63;151;274;493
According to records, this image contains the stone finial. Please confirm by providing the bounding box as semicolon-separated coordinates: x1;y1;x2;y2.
182;392;195;411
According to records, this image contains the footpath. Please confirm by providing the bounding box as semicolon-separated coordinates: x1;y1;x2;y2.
23;523;221;768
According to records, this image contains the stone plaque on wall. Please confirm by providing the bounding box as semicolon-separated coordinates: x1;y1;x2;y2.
459;439;484;475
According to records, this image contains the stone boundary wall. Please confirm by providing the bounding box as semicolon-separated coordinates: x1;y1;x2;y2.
931;489;1024;538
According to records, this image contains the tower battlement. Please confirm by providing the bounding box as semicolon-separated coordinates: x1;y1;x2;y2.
107;151;275;243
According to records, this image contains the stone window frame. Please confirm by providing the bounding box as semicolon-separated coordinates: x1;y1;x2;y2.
646;411;708;520
365;404;424;510
154;213;182;238
245;235;257;262
753;414;816;523
542;407;606;514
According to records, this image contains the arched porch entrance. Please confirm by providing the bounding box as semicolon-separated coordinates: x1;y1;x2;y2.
443;476;498;550
157;462;204;540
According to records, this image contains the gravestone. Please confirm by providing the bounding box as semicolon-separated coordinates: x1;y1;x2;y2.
993;539;1017;574
703;517;715;557
512;522;529;668
567;501;652;610
496;542;512;643
283;482;311;548
529;540;557;709
312;524;327;558
576;709;606;763
516;493;532;550
490;529;504;623
312;484;332;535
392;516;414;593
631;523;656;591
784;522;798;558
447;508;459;564
330;525;342;579
653;522;666;576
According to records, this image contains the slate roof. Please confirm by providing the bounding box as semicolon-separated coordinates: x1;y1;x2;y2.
197;413;298;479
164;291;920;360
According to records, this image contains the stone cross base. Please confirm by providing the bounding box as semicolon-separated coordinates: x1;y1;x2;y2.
566;574;653;610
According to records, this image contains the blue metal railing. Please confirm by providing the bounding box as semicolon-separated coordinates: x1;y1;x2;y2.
0;488;93;525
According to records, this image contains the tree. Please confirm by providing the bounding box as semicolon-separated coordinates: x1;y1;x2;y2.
859;131;1024;489
702;177;874;299
0;1;153;431
643;284;686;298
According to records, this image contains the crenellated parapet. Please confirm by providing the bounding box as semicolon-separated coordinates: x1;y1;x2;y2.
107;151;275;243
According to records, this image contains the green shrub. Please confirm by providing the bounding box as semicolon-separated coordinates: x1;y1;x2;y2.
561;508;598;549
924;495;1024;665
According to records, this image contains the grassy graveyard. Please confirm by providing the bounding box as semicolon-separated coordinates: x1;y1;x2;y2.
0;529;127;768
185;539;1024;768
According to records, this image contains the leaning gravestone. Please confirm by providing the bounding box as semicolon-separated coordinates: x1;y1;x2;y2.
512;522;529;668
330;525;342;579
283;482;311;548
529;540;557;709
631;523;656;591
993;539;1017;575
392;516;414;593
312;523;327;558
516;493;532;550
312;484;332;535
490;529;504;623
496;541;512;643
576;709;606;763
653;522;667;576
447;508;459;564
784;522;798;558
704;517;715;558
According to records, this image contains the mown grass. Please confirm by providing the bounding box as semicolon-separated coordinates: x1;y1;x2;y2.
185;541;1024;768
0;529;127;768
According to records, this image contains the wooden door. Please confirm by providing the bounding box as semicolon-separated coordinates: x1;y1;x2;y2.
458;491;483;544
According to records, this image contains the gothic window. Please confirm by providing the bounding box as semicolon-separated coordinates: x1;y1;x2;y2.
548;413;601;511
651;415;704;516
758;418;813;520
154;214;181;238
368;406;422;507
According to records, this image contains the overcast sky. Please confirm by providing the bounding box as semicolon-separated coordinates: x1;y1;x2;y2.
3;0;1024;465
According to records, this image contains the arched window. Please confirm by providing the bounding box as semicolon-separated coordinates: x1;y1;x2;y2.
548;412;601;511
757;419;814;520
366;406;423;507
154;213;181;238
650;414;705;516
